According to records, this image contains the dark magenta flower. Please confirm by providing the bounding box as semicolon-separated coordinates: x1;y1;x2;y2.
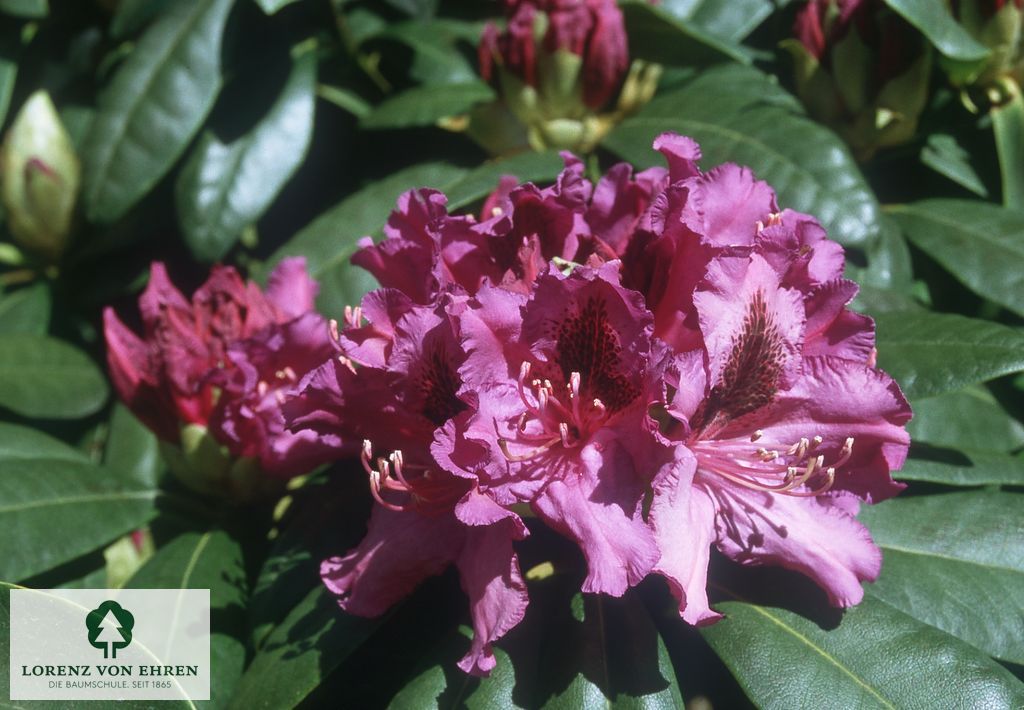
286;292;530;675
103;258;329;496
287;131;911;674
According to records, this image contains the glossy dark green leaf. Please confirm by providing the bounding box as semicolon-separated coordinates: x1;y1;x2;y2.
227;586;385;710
0;0;47;19
82;0;234;223
110;0;175;39
620;0;749;66
873;310;1024;399
127;530;247;709
0;282;50;335
176;51;316;262
445;151;564;211
890;199;1024;318
0;458;158;582
264;162;467;314
860;491;1024;664
386;626;521;709
0;422;89;463
993;89;1024;208
906;388;1024;452
541;593;683;709
0;37;15;126
105;404;164;488
881;0;990;61
0;335;108;419
253;0;299;14
361;82;494;130
701;595;1024;708
655;0;772;43
248;470;370;650
376;20;479;86
920;133;988;198
897;447;1024;486
605;64;880;247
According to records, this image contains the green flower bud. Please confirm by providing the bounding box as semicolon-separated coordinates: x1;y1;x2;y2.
160;423;283;504
0;91;80;261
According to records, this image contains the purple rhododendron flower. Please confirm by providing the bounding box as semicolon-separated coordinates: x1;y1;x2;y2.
286;131;911;676
285;291;530;675
103;257;330;478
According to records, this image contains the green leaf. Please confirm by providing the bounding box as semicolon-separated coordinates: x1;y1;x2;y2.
604;64;881;247
655;0;772;44
881;0;991;62
920;133;988;198
0;34;16;127
620;0;750;66
82;0;234;224
860;491;1024;664
0;422;90;463
540;593;684;708
227;586;385;710
445;151;564;211
176;51;317;262
873;310;1024;399
105;404;165;488
361;82;494;130
898;447;1024;486
110;0;176;39
906;388;1024;452
376;20;479;86
0;458;158;582
0;282;50;335
253;0;299;14
890;199;1024;318
0;335;108;419
993;88;1024;208
387;626;521;709
0;0;47;19
127;530;247;709
701;595;1024;708
263;162;467;314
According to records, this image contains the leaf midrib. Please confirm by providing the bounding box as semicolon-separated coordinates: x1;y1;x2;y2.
88;0;218;204
879;542;1024;576
0;490;156;514
745;604;897;709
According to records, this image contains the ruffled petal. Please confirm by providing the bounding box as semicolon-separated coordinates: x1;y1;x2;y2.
710;483;882;608
455;521;530;675
650;448;721;625
531;432;659;596
321;505;463;617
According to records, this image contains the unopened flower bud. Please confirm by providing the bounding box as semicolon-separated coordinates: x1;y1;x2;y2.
472;0;658;154
783;0;932;161
945;0;1023;93
0;91;80;261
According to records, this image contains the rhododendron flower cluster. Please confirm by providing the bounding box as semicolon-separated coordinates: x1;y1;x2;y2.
104;258;333;499
283;133;912;675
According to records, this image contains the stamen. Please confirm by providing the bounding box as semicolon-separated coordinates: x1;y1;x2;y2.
498;436;561;462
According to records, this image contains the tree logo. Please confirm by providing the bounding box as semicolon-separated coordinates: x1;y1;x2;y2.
85;601;134;659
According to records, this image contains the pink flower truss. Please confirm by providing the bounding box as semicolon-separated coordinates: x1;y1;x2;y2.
285;131;911;675
104;258;332;477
